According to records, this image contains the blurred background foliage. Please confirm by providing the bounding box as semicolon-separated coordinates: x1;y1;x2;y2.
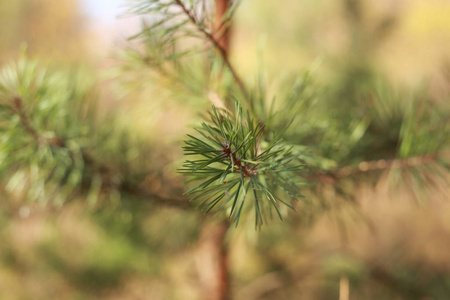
0;0;91;64
0;0;450;299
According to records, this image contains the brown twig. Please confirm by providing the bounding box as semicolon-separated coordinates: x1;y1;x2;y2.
306;153;444;188
220;143;257;177
309;153;442;184
12;97;42;146
213;0;232;51
334;154;439;178
181;1;234;299
10;96;189;209
173;0;249;100
196;219;231;300
81;151;189;209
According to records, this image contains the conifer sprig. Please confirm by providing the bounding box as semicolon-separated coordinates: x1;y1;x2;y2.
0;55;187;208
181;103;304;227
125;0;248;99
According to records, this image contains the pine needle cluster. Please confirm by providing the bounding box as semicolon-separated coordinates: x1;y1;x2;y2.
181;104;304;227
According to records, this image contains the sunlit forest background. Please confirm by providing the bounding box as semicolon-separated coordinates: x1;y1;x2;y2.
1;0;450;299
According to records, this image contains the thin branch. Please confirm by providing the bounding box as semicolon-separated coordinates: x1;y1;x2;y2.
195;219;231;300
81;151;189;209
213;0;231;51
173;0;250;99
212;1;240;39
9;97;189;209
335;154;439;178
192;2;233;300
306;153;446;186
12;97;42;145
220;143;258;177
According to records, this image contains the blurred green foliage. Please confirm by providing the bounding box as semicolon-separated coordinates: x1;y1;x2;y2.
0;0;450;299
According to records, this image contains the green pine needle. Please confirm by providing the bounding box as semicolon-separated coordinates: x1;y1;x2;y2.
181;103;305;227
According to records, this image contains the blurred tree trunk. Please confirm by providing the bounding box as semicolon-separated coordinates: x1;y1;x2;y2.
213;0;231;52
196;219;230;300
196;2;232;300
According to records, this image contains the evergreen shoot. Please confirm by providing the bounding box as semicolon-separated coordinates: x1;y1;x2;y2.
181;103;304;227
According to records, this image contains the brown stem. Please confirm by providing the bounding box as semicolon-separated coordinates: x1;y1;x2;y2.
213;0;231;53
12;97;42;145
221;144;257;177
10;96;188;209
217;219;231;300
188;1;233;299
334;154;439;178
196;219;231;300
173;0;249;99
81;151;189;209
308;153;444;185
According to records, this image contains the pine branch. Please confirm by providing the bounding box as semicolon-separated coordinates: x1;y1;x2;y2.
213;0;233;51
172;0;249;99
6;94;187;208
335;153;442;178
181;103;304;227
305;153;447;188
11;96;43;146
81;151;189;209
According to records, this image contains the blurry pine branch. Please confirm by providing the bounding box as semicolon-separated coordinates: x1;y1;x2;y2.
0;55;187;208
0;0;449;228
0;1;449;300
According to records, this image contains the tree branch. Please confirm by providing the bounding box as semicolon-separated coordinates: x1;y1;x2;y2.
12;96;43;146
335;154;440;178
173;0;249;100
10;96;189;209
306;153;446;186
81;151;189;209
182;1;234;299
196;219;231;300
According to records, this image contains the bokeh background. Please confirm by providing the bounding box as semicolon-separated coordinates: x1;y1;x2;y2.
1;0;450;299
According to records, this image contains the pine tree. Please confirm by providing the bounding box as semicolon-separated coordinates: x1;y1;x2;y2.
1;0;450;299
